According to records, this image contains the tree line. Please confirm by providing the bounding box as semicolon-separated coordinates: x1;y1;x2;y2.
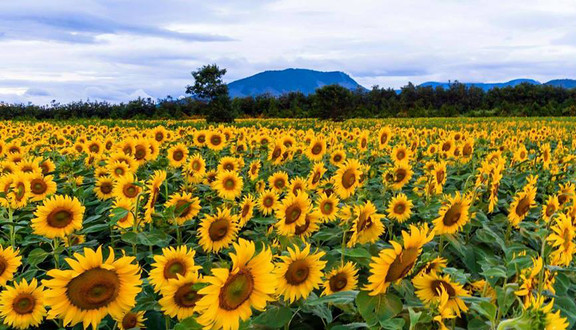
1;65;575;121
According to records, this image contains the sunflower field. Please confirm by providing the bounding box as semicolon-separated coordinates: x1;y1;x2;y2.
0;118;575;330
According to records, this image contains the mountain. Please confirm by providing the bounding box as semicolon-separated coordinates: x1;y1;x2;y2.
228;68;366;98
544;79;576;89
419;79;541;91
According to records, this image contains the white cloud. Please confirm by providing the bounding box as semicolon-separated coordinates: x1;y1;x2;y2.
0;0;575;103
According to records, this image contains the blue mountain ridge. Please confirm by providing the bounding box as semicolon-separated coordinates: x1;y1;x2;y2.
226;69;576;97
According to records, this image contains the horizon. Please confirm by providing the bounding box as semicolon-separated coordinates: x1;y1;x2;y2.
1;0;576;104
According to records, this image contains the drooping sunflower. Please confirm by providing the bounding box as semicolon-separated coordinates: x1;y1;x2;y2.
5;174;30;209
387;193;413;223
28;173;57;201
333;159;363;199
0;278;46;329
165;192;201;225
294;211;322;238
248;160;261;181
196;238;277;330
523;295;569;330
364;224;434;295
239;194;256;227
258;189;278;216
348;201;385;247
0;246;22;286
115;310;146;330
417;256;448;276
316;192;340;222
542;195;559;222
31;195;85;239
95;176;115;200
275;244;326;303
44;247;142;330
167;143;188;168
213;170;244;200
288;176;308;196
275;193;312;236
308;162;326;189
433;192;472;235
322;262;358;296
159;272;202;321
508;185;537;227
547;213;575;266
198;208;239;253
144;170;166;223
412;272;469;317
149;246;202;293
269;171;289;192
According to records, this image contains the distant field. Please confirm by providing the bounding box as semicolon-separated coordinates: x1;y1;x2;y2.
0;118;574;329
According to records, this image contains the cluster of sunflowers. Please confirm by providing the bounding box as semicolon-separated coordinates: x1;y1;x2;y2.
0;118;574;330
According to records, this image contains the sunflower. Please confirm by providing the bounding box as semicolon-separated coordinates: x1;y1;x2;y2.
198;208;239;253
185;153;206;183
44;247;142;330
542;195;559;222
196;238;276;330
248;160;261;181
364;224;434;295
27;172;56;201
288;176;308;196
316;192;340;222
306;137;326;161
523;295;568;330
294;212;322;238
412;272;470;317
275;193;312;236
268;142;286;165
387;193;413;223
433;192;472;235
31;195;85;239
144;170;166;222
165;192;201;225
111;199;135;229
167;143;188;167
275;244;326;303
95;176;115;200
378;127;392;149
308;162;326;189
322;262;358;296
557;182;574;207
239;194;255;227
115;310;146;330
508;185;537;227
386;162;413;191
108;161;132;180
269;171;289;192
5;174;30;209
258;189;278;216
547;213;575;266
417;256;448;275
391;144;412;164
206;131;226;151
113;174;142;202
213;170;244;200
0;278;46;329
330;149;347;166
149;246;202;293
159;272;202;321
333;159;362;199
0;246;21;286
348;201;384;247
432;161;447;193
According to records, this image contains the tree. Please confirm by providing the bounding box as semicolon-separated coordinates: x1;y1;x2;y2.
313;84;352;121
186;64;236;122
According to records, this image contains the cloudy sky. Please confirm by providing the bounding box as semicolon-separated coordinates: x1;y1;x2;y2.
1;0;575;104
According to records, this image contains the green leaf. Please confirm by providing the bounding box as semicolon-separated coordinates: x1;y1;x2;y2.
174;316;203;330
252;306;292;328
473;301;497;322
27;248;50;266
306;290;358;306
356;291;403;327
121;232;139;245
109;207;129;224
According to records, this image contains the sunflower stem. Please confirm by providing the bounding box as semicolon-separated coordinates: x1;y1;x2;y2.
340;225;347;266
164;315;171;330
8;208;15;248
438;235;445;256
176;226;182;246
53;237;60;268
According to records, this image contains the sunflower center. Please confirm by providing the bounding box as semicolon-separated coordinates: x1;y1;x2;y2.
272;147;282;158
208;219;229;241
224;163;234;171
192;161;201;171
263;197;274;207
114;167;125;176
395;169;407;183
134;146;147;160
122;312;139;329
155;133;164;141
385;247;419;282
0;256;6;276
173;150;184;161
442;204;462;226
393;202;406;214
66;268;120;310
436;170;445;183
329;272;348;292
241;204;251;218
463;145;472;156
174;283;200;308
123;184;139;198
12;293;36;314
311;143;322;155
545;204;556;217
396;150;405;160
294;216;311;235
342;169;356;189
175;200;192;218
285;259;310;285
558;194;568;205
274;179;286;189
322;201;333;214
284;204;302;224
163;259;186;279
47;208;74;228
100;182;113;194
14;182;26;200
431;280;456;297
219;270;254;311
211;136;222;146
357;212;373;231
224;178;235;190
515;197;531;217
334;154;342;162
442;142;451;151
31;179;47;194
